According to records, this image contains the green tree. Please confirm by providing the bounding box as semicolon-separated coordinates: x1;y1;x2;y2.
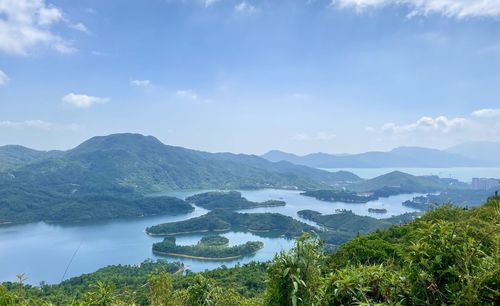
265;234;325;306
148;271;174;306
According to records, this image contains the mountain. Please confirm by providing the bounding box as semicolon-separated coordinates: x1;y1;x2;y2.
349;171;465;193
0;145;62;171
446;141;500;166
0;133;361;194
262;146;483;168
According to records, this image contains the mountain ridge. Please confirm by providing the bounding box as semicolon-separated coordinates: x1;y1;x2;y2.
262;146;486;168
0;133;361;194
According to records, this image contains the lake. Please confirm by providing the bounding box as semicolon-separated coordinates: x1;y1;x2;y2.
321;167;500;182
0;189;421;285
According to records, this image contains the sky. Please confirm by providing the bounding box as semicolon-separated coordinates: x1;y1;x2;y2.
1;0;500;155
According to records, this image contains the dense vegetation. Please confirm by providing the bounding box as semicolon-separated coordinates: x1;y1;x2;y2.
0;185;193;224
0;145;62;171
2;196;498;305
153;236;264;259
350;171;466;193
298;209;418;247
0;134;361;196
301;186;412;203
146;210;316;237
185;191;285;210
199;235;229;246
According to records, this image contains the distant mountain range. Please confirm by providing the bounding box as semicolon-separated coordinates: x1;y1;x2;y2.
0;133;360;194
262;143;500;168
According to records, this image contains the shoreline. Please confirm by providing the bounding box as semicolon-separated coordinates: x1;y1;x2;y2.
152;250;244;261
146;228;231;236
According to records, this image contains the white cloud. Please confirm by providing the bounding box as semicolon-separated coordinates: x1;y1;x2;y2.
69;22;89;33
471;108;500;118
0;69;9;86
62;93;109;108
0;119;53;129
381;116;467;134
0;0;76;55
130;79;153;88
234;1;257;13
368;108;500;146
333;0;500;18
175;89;199;101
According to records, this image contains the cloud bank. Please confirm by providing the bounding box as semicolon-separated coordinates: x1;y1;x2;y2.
369;108;500;147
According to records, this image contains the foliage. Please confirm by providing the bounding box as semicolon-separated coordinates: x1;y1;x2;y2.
199;235;229;246
147;210;316;237
301;186;412;203
185;191;285;210
350;170;464;193
153;236;263;259
265;234;325;306
0;184;194;224
298;209;418;247
0;133;358;198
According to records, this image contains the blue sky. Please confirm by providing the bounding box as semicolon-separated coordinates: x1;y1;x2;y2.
1;0;500;154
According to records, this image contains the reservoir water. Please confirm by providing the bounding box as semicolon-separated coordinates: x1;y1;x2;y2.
0;189;421;285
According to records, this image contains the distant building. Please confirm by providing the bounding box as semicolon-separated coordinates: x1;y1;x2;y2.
471;178;500;190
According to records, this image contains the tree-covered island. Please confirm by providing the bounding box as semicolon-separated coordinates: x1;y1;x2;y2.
185;191;285;210
146;210;316;237
152;235;264;260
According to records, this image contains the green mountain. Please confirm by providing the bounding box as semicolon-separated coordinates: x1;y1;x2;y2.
1;133;360;194
349;171;466;193
0;145;62;171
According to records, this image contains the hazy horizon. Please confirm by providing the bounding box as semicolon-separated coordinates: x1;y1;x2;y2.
2;0;500;154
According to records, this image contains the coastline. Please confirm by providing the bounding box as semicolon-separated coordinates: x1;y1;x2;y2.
146;228;230;236
152;250;244;261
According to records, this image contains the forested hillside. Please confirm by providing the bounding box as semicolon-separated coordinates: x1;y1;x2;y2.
0;133;361;224
2;195;497;305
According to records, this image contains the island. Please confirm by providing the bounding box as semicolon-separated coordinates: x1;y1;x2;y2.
146;210;316;237
297;209;419;246
368;208;387;213
301;187;411;204
185;191;286;210
152;235;264;260
402;189;496;211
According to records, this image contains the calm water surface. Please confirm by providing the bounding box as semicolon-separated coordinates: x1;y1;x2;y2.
0;189;420;285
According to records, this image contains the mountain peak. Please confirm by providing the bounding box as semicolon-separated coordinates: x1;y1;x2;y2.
70;133;165;154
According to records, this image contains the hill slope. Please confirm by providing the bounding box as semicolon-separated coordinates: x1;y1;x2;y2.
0;133;360;194
0;145;61;171
349;171;465;192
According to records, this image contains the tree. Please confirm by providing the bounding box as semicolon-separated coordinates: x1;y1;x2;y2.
265;234;325;306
